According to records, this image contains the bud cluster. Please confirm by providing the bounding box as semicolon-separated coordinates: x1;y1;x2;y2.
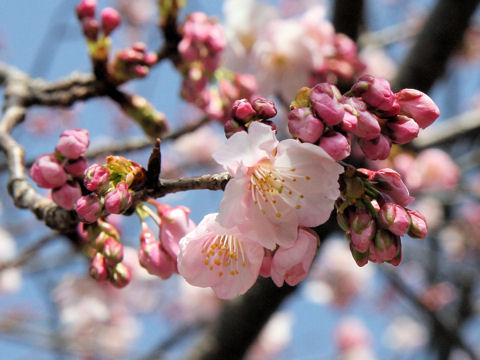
288;75;440;161
83;219;131;288
30;129;90;210
137;201;196;279
108;42;158;84
76;156;146;223
76;0;122;60
336;167;428;267
224;97;277;138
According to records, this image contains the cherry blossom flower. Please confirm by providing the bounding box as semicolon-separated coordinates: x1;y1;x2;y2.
177;213;264;299
213;121;343;249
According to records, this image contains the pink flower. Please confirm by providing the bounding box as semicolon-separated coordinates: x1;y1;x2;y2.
377;203;411;236
213;122;343;249
270;227;318;287
396;89;440;129
52;182;82;210
157;204;196;265
55;129;89;160
177;213;264;299
30;154;67;189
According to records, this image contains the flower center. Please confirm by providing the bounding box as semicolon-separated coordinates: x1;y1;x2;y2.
250;162;309;218
202;235;246;278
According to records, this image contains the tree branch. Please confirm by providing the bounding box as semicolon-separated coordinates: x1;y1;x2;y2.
332;0;364;42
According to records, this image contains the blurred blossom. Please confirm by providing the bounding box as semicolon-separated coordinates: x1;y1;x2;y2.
419;282;457;311
116;0;154;27
247;311;293;360
412;197;444;231
383;316;428;350
335;317;376;360
175;277;221;323
0;227;22;294
303;237;374;307
438;225;467;260
173;125;224;164
359;46;397;80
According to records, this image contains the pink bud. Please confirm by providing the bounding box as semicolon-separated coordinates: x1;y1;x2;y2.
231;99;256;122
349;208;375;253
377;203;411;236
407;210;428;238
103;237;123;265
134;65;149;78
346;98;381;140
224;119;244;138
144;52;158;66
30;154;67;189
76;193;103;223
349;242;369;267
388;243;402;266
138;240;176;279
132;42;147;53
104;182;132;214
340;104;358;133
84;164;110;192
351;75;399;113
309;83;345;126
76;0;97;19
234;73;258;97
82;17;99;41
359;134;391;160
287;107;324;143
251;98;277;119
373;169;414;207
318;131;351;161
270;228;318;287
110;263;131;288
207;24;227;53
52;182;82;210
387;115;420;144
100;7;121;36
89;252;107;282
396;89;440;129
373;229;400;262
56;129;89;160
64;157;89;177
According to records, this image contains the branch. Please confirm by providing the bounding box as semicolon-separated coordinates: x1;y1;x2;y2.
332;0;364;42
393;0;480;92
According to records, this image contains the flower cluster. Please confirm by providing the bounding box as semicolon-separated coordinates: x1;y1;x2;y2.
76;0;121;60
108;42;158;84
81;218;131;288
76;156;146;223
177;122;344;298
336;167;428;267
224;97;277;137
288;75;441;161
30;129;89;210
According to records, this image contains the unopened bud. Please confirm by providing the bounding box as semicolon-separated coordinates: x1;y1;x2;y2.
89;252;107;282
100;7;121;36
84;164;110;193
373;229;400;262
396;89;440;129
76;193;103;223
349;241;369;267
318;131;351;161
251;98;277;119
82;17;99;41
350;75;399;113
103;237;124;265
231;99;256;122
52;182;82;210
377;203;411;236
30;154;67;189
104;182;132;214
359;134;392;160
387;115;420;144
65;157;89;177
138;241;176;279
76;0;97;19
407;209;427;238
110;263;131;288
309;83;345;126
287;107;324;143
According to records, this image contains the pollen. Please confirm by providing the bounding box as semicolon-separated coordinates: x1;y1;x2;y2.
219;271;223;277
204;259;209;265
276;212;281;217
290;168;296;172
305;176;311;180
296;204;301;209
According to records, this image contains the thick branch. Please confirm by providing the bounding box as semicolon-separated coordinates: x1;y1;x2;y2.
393;0;480;92
332;0;364;41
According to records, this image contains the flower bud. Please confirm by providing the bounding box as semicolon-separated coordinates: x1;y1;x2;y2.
82;17;99;41
100;7;121;36
56;129;89;160
110;263;131;288
84;164;110;193
387;115;420;144
89;252;107;282
104;182;132;214
346;98;381;140
407;210;427;238
340;104;358;133
349;208;375;253
138;241;176;279
251;98;277;119
231;99;256;122
52;182;82;210
343;176;365;199
76;194;103;223
30;154;67;189
287;107;324;143
351;75;399;113
318;131;351;161
373;229;400;262
388;243;402;266
373;168;414;207
103;237;123;265
76;0;97;19
64;157;89;177
309;83;345;126
359;134;391;160
349;241;369;267
396;89;440;129
377;203;411;236
224;119;244;138
336;211;350;232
